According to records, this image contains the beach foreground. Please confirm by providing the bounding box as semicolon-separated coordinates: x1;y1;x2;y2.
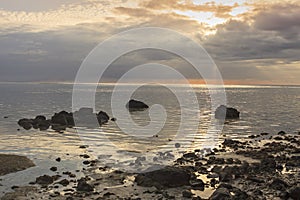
1;130;299;200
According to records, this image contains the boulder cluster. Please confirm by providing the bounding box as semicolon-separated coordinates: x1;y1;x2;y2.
17;99;150;132
18;108;110;132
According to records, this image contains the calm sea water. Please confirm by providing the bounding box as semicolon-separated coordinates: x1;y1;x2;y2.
0;83;299;192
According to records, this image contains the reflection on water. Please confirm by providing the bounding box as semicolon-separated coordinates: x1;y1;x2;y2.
0;83;299;170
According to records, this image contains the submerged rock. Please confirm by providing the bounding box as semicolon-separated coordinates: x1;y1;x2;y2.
135;166;191;189
215;105;240;119
126;99;149;111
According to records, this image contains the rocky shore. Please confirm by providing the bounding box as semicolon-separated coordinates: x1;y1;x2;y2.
1;130;299;200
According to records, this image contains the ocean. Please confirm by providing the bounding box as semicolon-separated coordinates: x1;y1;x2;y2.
0;82;299;193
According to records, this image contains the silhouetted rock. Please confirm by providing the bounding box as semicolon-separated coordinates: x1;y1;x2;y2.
17;119;33;130
135;166;191;189
97;111;110;125
126;99;149;111
51;111;74;126
215;105;240;119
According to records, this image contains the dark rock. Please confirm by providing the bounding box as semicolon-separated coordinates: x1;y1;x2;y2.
182;190;193;198
278;131;286;136
260;157;276;171
190;179;205;191
126;99;149;111
76;179;94;192
207;156;225;165
57;179;69;186
51;111;74;126
289;187;300;200
17;118;33;130
34;115;46;121
222;139;245;149
50;167;57;172
111;118;117;121
51;124;67;132
55;157;61;162
270;178;289;191
97;111;110;125
80;154;90;159
231;187;249;200
135;166;191;189
209;187;231;200
35;175;57;186
83;160;90;165
215;105;240;119
38;120;51;131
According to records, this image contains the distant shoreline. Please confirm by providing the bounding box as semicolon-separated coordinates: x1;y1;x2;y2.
1;81;300;88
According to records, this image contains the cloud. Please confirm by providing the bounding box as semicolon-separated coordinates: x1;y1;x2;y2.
138;0;238;18
0;0;299;84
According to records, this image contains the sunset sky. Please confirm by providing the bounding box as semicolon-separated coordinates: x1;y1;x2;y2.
0;0;300;85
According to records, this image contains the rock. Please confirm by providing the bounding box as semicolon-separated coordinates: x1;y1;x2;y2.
76;179;94;192
55;157;61;162
182;190;193;198
270;178;289;191
111;118;117;121
215;105;240;119
83;160;90;165
73;108;98;126
37;120;51;131
126;99;149;111
17;118;33;130
260;157;276;171
209;187;231;200
278;131;286;135
231;187;249;199
34;115;46;122
51;111;74;126
35;175;57;186
51;124;67;132
50;167;57;172
190;179;205;191
289;187;300;200
97;111;110;125
0;154;35;176
135;166;191;189
57;179;69;186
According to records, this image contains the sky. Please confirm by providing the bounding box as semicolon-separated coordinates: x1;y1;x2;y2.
0;0;300;85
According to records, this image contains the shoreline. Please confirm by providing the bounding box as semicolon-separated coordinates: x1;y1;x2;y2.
0;131;299;200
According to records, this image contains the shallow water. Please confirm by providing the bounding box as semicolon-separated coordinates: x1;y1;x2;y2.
0;83;299;193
